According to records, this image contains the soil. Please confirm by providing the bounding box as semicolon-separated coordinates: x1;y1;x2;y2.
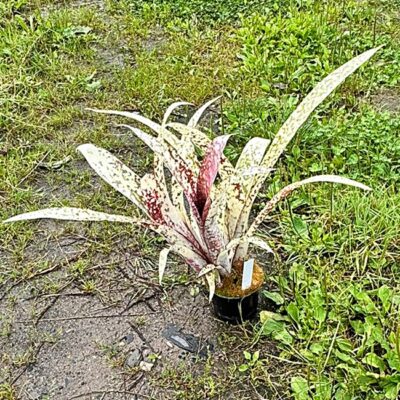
0;239;276;399
370;88;400;114
216;261;264;298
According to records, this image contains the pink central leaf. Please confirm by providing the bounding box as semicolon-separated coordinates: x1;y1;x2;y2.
195;135;230;217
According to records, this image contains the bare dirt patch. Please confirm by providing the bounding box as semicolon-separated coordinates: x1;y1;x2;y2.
40;0;105;17
0;241;276;399
371;88;400;114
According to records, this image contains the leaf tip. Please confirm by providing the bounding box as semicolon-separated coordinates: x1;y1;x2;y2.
77;143;95;154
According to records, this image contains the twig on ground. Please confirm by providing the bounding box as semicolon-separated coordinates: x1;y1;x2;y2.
128;321;156;353
69;390;151;399
17;151;50;187
34;296;59;326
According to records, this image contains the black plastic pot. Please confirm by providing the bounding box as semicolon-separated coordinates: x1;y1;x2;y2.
212;289;260;324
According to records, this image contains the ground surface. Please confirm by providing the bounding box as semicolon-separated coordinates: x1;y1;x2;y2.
1;0;400;399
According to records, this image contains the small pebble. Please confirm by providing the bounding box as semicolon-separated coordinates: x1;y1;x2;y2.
139;361;154;372
125;349;142;368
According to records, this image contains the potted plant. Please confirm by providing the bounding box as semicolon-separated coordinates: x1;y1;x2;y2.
4;47;379;324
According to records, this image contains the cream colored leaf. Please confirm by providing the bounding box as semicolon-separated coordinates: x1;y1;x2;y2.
204;269;217;302
203;185;230;265
188;96;222;128
88;107;185;158
226;138;270;242
236;137;270;169
170;243;209;273
155;225;208;270
248;175;372;236
121;126;199;211
77;144;145;212
225;175;247;239
88;107;165;137
261;47;382;172
168;122;210;150
236;137;270;193
232;47;381;262
198;264;218;278
217;235;273;267
159;247;171;285
4;207;139;224
247;236;274;253
162;101;192;127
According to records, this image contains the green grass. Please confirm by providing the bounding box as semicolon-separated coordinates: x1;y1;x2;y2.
0;383;15;400
1;0;400;398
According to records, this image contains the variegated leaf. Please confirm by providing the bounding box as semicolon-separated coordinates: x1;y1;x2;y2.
153;156;184;221
237;166;273;177
188;96;221;128
198;264;219;278
121;125;200;218
162;101;192;127
140;173;168;224
141;170;206;254
204;269;217;302
216;236;241;266
203;211;227;265
170;243;209;273
232;221;250;262
217;235;273;267
121;124;199;177
159;245;209;285
225;138;270;241
88;107;189;161
170;175;184;209
236;137;270;193
88;107;166;137
225;176;246;240
168;122;211;150
4;207;140;224
182;197;209;252
247;236;274;254
248;175;372;236
155;224;207;266
92;106;199;215
233;47;381;259
260;47;381;172
196;135;230;215
118;124;165;155
167;122;235;179
203;186;230;268
159;247;171;285
167;179;209;253
77;144;145;212
152;157;185;228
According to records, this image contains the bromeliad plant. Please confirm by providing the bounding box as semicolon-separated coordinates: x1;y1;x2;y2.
5;47;380;300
